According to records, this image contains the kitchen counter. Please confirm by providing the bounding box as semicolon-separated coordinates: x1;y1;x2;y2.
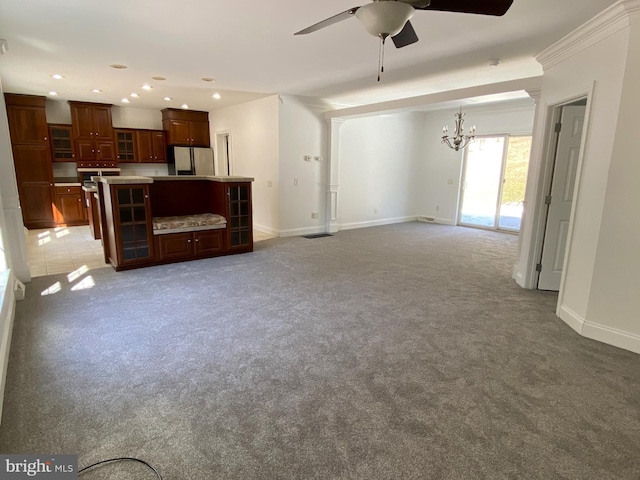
95;175;254;185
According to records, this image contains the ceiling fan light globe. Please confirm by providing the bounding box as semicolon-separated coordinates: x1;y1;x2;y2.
355;2;415;37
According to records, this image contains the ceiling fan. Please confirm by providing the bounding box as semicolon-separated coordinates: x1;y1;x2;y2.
295;0;514;80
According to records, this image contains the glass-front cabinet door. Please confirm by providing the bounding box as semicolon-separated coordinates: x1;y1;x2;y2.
114;185;153;265
227;183;252;251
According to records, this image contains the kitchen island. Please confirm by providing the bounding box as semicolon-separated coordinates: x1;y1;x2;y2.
97;175;253;271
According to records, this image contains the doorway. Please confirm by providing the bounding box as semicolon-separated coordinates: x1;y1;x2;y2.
458;135;532;232
215;131;232;176
537;101;586;291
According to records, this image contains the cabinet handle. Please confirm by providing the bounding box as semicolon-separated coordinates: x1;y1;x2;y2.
96;132;99;136
195;238;199;242
92;149;95;153
144;194;149;199
90;132;93;136
67;188;71;192
187;239;192;243
44;137;48;141
97;150;101;153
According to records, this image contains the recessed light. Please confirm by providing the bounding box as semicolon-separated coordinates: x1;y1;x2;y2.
141;84;152;90
91;89;102;93
110;64;128;69
121;98;130;103
201;77;216;83
212;93;221;100
152;76;166;81
51;74;64;80
163;97;172;101
181;104;189;109
48;91;58;96
130;93;139;98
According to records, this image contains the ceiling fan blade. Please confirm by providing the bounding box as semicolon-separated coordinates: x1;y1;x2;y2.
414;0;513;16
392;21;419;48
294;7;360;35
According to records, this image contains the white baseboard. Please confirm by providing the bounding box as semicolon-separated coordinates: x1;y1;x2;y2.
0;270;18;427
279;226;327;238
253;223;280;237
582;321;640;355
558;304;640;354
558;304;586;334
339;216;417;231
416;215;455;226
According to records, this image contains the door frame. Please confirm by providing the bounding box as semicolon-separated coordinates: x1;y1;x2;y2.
519;83;594;303
214;130;233;176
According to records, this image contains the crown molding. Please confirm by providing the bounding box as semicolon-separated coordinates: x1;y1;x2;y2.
278;94;354;112
537;0;640;70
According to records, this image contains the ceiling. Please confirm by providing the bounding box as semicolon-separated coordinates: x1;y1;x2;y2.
0;0;618;112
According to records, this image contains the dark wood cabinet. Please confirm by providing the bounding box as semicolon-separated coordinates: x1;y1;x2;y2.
136;130;166;163
5;94;56;229
6;102;49;145
85;190;101;240
162;108;210;147
226;183;253;252
54;185;87;226
115;129;137;162
156;230;223;261
49;124;76;161
110;184;154;267
69;101;115;162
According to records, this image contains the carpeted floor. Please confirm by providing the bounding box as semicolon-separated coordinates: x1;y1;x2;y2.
1;223;638;479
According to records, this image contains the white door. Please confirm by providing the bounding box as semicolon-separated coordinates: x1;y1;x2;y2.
538;105;585;291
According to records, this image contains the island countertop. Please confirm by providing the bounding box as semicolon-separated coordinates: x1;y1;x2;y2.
95;175;254;185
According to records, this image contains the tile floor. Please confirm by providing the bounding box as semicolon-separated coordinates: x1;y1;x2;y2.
26;226;276;278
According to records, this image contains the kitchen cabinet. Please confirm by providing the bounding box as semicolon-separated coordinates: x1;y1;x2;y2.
156;230;223;261
226;183;253;253
49;124;76;161
5;94;56;229
54;185;88;226
136;130;166;163
162;108;210;147
115;129;137;162
107;184;154;268
85;189;101;239
69;101;116;162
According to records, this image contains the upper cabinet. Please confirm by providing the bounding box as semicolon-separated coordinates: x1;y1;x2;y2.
136;130;166;163
5;94;49;145
70;102;113;140
69;101;116;163
162;108;210;147
49;124;76;162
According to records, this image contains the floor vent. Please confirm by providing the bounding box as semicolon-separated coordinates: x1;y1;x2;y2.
417;216;435;223
303;233;333;239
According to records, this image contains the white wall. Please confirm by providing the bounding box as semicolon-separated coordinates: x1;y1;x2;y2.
586;19;640;349
209;95;280;234
418;100;535;224
517;1;640;353
278;97;327;236
338;113;424;229
0;76;22;425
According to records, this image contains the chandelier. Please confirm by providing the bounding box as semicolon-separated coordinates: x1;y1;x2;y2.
442;107;476;151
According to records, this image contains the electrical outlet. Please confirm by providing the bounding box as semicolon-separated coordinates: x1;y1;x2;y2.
304;155;312;162
314;156;323;162
447;178;454;185
435;205;440;212
294;178;299;186
311;212;319;219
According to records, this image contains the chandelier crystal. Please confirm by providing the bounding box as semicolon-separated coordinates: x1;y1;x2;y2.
442;107;476;151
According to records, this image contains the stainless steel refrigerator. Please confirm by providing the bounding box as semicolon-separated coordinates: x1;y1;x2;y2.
167;146;215;175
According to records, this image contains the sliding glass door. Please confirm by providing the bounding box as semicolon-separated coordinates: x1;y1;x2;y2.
459;135;531;232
